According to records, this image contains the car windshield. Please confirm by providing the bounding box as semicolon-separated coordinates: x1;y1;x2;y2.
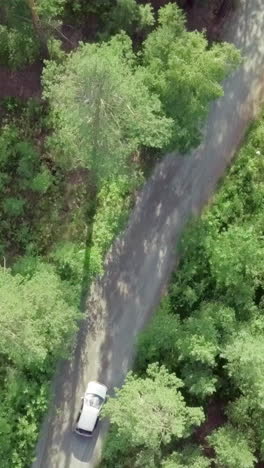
85;393;103;409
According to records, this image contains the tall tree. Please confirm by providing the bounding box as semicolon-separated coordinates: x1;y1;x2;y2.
0;0;66;64
25;0;48;56
0;264;78;368
105;0;155;36
207;225;264;311
102;364;204;466
207;424;256;468
141;2;241;151
136;296;180;372
223;324;264;409
176;302;236;398
162;445;210;468
43;33;172;180
227;395;264;462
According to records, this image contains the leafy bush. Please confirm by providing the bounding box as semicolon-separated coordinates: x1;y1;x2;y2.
102;364;204;467
0;25;39;68
43;33;173;172
30;168;54;193
16;142;39;182
86;173;142;282
227;396;264;461
207;425;256;468
47;38;66;62
104;0;155;37
0;373;49;468
12;256;40;277
0;264;79;368
65;0;112;21
3;197;25;216
0;122;60;254
136;296;180;372
35;0;66;18
0;0;68;68
141;3;241;151
0;257;80;467
162;446;210;468
50;241;85;284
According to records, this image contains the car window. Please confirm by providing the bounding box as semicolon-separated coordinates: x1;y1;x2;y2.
85;394;103;409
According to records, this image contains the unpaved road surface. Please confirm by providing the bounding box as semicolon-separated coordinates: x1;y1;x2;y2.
33;2;264;467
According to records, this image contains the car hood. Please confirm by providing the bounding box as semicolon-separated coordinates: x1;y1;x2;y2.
77;405;99;432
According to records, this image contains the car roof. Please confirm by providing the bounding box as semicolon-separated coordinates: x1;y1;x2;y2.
86;381;107;400
78;405;99;432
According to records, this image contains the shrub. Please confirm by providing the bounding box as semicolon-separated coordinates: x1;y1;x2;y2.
30;168;54;193
0;25;39;68
50;241;85;284
86;173;142;283
136;296;180;372
207;425;256;468
104;0;154;36
3;197;25;217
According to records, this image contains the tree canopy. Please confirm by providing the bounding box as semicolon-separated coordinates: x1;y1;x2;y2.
0;264;78;368
102;364;204;467
141;3;241;151
43;34;172;178
207;425;256;468
162;446;210;468
44;2;241;174
223;324;264;408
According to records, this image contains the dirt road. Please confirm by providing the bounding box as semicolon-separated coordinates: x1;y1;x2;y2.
33;2;264;467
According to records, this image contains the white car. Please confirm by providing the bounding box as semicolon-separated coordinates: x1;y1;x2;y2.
75;381;107;437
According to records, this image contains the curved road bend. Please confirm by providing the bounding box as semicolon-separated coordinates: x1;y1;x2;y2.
33;2;264;467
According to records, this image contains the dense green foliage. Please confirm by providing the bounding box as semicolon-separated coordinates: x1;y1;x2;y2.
43;33;173;175
103;0;155;37
141;3;240;151
0;263;78;367
43;3;240;162
0;224;82;468
161;446;210;468
0;0;66;67
101;113;264;465
0;116;56;254
207;424;256;468
102;364;204;467
0;260;79;467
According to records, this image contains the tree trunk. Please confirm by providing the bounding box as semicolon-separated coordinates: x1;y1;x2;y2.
213;0;232;18
25;0;49;59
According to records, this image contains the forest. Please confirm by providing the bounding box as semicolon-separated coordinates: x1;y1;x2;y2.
0;0;256;467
